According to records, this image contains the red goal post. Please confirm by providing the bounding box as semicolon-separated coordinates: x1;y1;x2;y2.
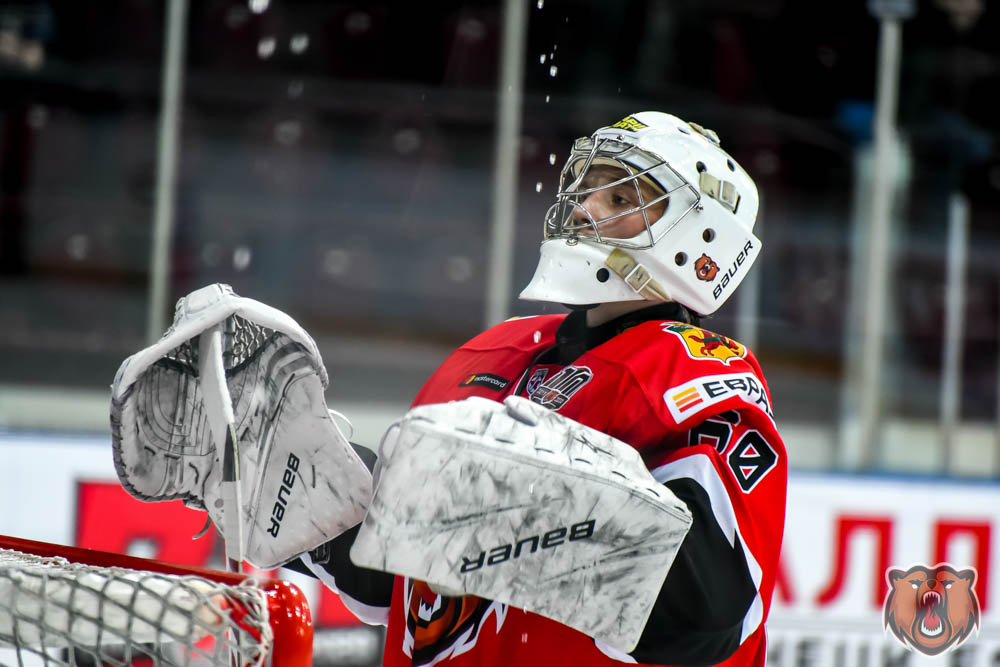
0;535;313;667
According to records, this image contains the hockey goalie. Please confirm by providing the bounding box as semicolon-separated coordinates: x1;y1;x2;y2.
112;111;787;667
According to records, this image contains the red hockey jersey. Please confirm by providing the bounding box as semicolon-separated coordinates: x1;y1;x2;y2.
377;311;787;667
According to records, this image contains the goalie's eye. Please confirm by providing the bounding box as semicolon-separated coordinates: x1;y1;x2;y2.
610;192;632;207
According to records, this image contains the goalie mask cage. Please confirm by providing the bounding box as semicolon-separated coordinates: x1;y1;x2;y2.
0;535;312;667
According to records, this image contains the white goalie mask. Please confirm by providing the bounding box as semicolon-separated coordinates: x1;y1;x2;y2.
519;111;760;315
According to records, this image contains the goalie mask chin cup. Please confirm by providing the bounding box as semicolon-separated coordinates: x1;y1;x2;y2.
519;111;761;316
110;284;373;569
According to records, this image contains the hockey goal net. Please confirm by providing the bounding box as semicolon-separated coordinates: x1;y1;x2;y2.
0;535;312;667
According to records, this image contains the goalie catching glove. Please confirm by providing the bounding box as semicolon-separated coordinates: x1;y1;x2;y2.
111;284;372;569
350;395;692;653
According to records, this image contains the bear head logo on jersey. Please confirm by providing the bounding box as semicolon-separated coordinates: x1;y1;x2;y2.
403;580;507;663
883;564;980;655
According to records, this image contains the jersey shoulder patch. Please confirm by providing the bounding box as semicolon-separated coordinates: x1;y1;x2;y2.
658;321;747;365
592;320;770;428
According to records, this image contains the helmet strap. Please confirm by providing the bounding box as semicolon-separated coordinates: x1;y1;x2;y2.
604;248;671;302
698;171;741;213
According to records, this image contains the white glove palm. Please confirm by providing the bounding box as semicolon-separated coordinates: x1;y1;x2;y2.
111;284;373;569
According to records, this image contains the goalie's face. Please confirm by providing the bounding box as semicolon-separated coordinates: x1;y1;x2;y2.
569;165;669;241
543;136;689;250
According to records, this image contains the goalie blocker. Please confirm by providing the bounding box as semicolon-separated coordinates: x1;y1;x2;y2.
350;396;692;653
111;284;373;569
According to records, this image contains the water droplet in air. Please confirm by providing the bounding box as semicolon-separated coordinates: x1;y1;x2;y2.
66;234;89;261
457;18;486;41
225;6;250;29
548;153;557;165
27;105;48;129
201;243;222;267
248;0;269;14
290;34;309;54
257;37;276;59
539;54;546;64
322;248;351;276
274;120;303;146
344;11;372;35
393;128;422;155
549;65;558;77
233;246;252;271
545;95;550;103
535;182;543;193
537;0;544;8
445;256;473;283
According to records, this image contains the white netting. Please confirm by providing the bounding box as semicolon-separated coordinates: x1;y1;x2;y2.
0;549;272;667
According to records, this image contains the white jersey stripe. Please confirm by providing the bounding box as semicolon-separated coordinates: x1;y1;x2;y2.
301;550;390;626
594;639;639;663
650;452;764;643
